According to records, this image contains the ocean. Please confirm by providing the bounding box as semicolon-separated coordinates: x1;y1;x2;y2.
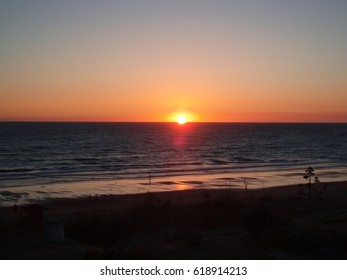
1;122;347;205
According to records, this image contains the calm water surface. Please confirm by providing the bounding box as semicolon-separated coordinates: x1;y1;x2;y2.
1;122;346;204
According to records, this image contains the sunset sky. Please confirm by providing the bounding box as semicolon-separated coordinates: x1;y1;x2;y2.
1;0;347;122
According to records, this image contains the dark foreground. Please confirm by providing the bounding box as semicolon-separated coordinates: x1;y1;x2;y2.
1;182;347;259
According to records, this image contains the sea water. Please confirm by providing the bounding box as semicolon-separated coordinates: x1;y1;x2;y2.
1;122;347;205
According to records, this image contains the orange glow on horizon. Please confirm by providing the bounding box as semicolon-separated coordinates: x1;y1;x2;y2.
1;2;347;124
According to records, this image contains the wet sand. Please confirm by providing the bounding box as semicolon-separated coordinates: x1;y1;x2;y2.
4;167;347;207
1;181;347;259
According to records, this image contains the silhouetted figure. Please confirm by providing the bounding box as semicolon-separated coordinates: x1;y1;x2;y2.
149;175;152;185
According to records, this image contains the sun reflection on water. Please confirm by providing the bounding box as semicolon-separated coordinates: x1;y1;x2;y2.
176;182;189;190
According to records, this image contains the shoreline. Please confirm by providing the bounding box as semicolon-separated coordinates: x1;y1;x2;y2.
15;179;347;228
3;179;347;212
2;166;347;207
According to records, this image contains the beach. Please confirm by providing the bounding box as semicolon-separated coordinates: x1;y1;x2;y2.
1;1;347;276
1;180;347;260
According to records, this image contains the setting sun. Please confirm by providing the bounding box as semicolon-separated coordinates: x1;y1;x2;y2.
177;115;187;125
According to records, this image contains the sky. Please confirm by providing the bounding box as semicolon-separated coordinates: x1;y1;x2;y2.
1;0;347;122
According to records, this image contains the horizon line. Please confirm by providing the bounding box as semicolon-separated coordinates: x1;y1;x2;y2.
1;120;346;124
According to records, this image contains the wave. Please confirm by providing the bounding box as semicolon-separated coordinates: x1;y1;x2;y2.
0;168;35;173
233;157;263;163
73;157;101;162
1;123;346;189
210;159;229;165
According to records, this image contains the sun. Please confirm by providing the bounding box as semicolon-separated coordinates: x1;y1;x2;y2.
177;115;187;125
168;110;196;124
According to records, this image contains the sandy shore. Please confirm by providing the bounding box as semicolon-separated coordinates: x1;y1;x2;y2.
3;167;347;207
1;181;347;259
39;180;347;218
